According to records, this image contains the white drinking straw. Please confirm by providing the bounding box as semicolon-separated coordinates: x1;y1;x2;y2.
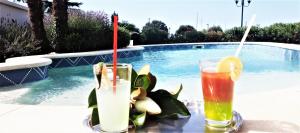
235;14;256;57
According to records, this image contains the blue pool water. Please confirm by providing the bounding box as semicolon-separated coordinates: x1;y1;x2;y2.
1;44;300;105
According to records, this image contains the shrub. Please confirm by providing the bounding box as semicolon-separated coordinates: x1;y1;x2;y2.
247;26;265;41
45;10;130;53
224;27;245;41
205;31;224;42
293;23;300;44
262;23;297;43
0;18;40;62
197;31;206;42
131;32;144;45
184;31;200;42
224;26;264;42
224;23;300;43
118;27;131;48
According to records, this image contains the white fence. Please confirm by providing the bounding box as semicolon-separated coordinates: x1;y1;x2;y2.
0;0;28;25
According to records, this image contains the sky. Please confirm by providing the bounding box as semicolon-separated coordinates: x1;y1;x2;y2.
14;0;300;33
71;0;300;33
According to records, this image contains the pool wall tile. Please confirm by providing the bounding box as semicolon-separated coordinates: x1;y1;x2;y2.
0;50;142;87
0;66;48;87
49;50;142;68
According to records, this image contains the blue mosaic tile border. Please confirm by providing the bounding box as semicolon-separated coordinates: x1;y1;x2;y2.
49;50;142;68
0;66;48;87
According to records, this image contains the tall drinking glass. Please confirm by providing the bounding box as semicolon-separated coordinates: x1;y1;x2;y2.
95;63;132;132
200;59;234;128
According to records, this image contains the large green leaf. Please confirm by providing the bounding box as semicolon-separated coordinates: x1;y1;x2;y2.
147;73;157;92
172;84;183;99
131;69;138;92
130;112;147;128
88;88;97;108
148;90;191;119
91;108;99;126
134;75;150;91
134;73;156;93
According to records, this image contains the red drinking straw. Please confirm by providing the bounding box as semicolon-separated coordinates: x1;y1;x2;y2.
113;15;118;94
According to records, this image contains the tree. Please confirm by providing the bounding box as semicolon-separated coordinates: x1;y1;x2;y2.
175;25;196;35
141;20;169;44
145;20;168;32
52;0;82;52
208;26;223;33
119;21;140;33
52;0;68;52
173;25;204;43
42;1;82;13
18;0;52;54
118;21;141;45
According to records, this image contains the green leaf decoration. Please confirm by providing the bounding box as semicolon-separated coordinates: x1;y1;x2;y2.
134;73;156;93
148;90;191;119
134;75;150;91
88;88;97;108
131;69;138;91
147;73;157;93
172;84;183;99
130;112;147;128
91;108;99;126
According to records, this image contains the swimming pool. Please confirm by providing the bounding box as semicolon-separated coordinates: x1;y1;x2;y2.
1;44;300;105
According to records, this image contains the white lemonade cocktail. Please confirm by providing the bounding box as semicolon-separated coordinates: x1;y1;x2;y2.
95;64;132;132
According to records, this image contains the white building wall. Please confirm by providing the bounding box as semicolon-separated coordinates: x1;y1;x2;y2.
0;0;28;25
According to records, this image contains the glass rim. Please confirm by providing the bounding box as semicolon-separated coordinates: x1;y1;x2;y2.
103;63;132;69
199;57;232;72
199;57;227;63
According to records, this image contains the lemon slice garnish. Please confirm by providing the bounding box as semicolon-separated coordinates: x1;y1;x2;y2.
217;56;243;81
101;65;112;87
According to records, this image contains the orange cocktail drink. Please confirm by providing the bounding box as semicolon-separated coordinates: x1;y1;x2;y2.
202;70;234;126
200;57;242;127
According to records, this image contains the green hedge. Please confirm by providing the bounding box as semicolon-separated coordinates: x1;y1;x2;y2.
132;22;300;45
165;22;300;44
46;11;130;53
223;23;300;44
